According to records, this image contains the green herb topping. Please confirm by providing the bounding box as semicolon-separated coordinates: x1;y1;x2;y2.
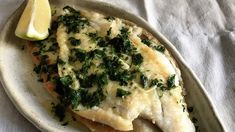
60;75;72;87
140;74;148;88
167;74;176;88
69;37;81;46
141;38;151;46
116;88;131;98
58;6;89;33
132;53;143;66
154;45;165;53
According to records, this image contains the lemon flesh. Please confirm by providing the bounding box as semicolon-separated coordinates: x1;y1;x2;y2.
15;0;51;41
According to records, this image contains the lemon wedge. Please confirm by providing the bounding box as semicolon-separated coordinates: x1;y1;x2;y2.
15;0;51;41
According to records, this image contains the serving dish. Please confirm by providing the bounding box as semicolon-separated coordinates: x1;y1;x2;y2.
0;0;224;131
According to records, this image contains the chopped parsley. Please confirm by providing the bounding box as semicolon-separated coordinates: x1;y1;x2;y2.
60;75;72;87
57;58;66;65
154;45;165;53
116;88;131;98
95;73;108;87
53;77;106;120
167;74;176;88
149;79;166;90
70;48;89;62
132;53;143;66
69;89;81;108
149;79;158;87
78;75;93;88
140;74;148;88
107;27;112;36
88;32;99;41
108;27;135;54
103;56;133;86
88;32;107;47
109;37;133;54
141;38;151;46
80;88;106;108
58;6;89;33
69;37;81;46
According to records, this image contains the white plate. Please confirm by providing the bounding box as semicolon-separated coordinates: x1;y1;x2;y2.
0;0;224;131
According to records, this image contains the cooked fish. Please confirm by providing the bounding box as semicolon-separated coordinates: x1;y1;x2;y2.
29;6;195;132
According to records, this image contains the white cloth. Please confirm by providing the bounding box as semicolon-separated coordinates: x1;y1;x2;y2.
0;0;234;131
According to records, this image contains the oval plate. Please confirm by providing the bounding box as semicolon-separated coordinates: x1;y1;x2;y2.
0;0;225;131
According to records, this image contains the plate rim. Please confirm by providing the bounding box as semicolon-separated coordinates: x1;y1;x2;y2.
0;0;225;131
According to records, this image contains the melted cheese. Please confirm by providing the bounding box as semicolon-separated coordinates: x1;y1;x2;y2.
56;9;195;132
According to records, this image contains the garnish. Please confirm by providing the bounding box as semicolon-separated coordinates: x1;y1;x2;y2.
116;88;131;98
140;73;148;88
141;38;151;46
167;74;176;88
154;45;165;53
132;53;143;66
58;6;89;33
69;37;81;46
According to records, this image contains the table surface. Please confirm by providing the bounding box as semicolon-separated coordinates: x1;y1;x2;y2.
0;0;234;132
